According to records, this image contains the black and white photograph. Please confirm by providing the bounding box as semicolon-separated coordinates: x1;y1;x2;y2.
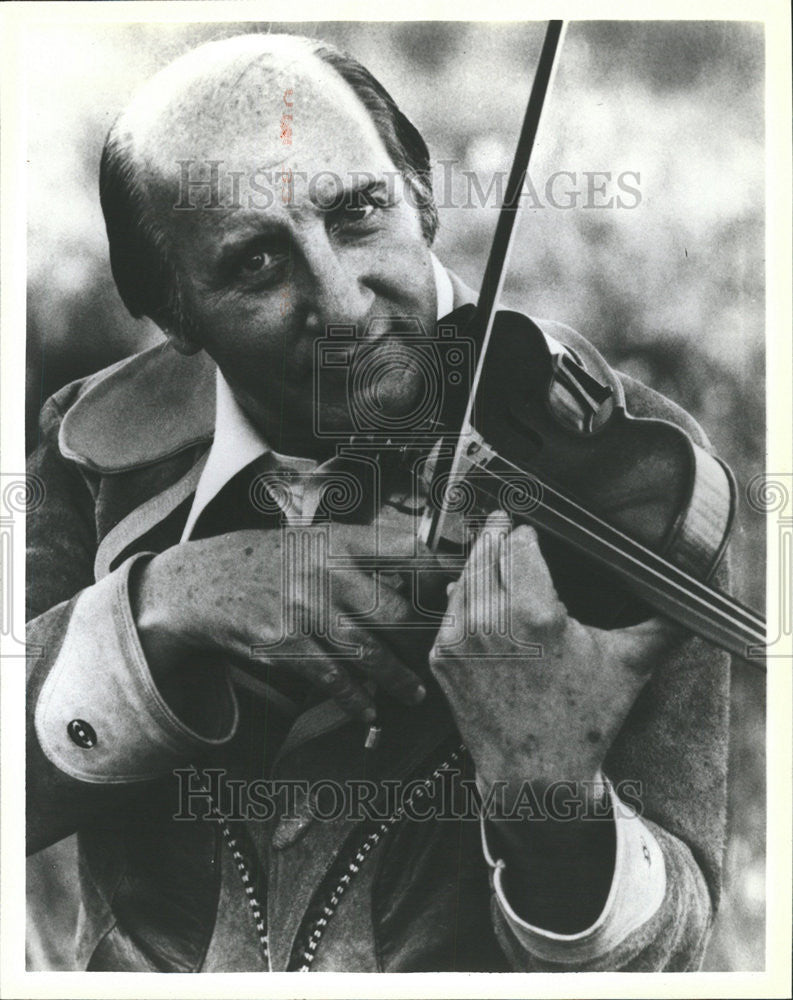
1;3;790;996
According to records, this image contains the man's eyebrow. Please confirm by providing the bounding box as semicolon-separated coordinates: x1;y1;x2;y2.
316;174;394;209
345;176;390;199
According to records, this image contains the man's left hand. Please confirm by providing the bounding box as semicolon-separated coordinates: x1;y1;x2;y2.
429;510;681;798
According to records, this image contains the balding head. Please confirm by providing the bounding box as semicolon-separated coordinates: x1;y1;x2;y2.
120;35;353;182
100;33;437;330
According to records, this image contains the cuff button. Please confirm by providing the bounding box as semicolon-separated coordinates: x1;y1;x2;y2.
67;719;97;749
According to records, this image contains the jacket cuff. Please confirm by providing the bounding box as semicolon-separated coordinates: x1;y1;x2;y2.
481;775;666;964
34;553;238;784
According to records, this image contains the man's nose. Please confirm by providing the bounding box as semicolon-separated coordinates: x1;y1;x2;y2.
300;233;375;333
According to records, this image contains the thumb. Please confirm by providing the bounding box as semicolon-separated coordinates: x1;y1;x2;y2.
501;522;567;632
463;509;512;590
443;509;512;639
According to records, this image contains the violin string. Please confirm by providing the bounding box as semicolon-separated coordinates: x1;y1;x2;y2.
398;351;764;647
482;471;764;641
418;404;763;634
413;426;764;639
479;450;765;629
414;425;764;640
464;459;765;646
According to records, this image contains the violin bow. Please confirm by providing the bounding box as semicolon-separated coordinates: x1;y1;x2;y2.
470;19;566;356
421;20;566;551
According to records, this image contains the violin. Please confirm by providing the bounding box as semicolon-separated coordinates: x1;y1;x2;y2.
408;21;766;669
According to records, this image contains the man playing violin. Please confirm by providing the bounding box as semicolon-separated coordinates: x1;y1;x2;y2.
26;33;729;972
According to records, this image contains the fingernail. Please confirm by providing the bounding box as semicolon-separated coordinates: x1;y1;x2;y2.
412;684;427;703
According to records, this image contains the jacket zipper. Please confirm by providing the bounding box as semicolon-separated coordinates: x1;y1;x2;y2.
206;741;466;971
196;777;271;971
292;742;466;971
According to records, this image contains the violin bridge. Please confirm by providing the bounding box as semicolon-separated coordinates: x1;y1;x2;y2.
418;425;497;549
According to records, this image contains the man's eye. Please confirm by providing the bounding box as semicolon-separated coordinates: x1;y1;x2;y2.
331;201;380;234
344;203;375;224
241;250;273;273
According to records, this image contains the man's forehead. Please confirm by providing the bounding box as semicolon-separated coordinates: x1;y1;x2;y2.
125;35;389;188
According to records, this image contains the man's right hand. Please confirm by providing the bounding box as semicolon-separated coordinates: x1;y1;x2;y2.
130;522;445;723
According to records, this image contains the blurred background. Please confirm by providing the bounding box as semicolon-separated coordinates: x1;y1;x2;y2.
24;20;765;970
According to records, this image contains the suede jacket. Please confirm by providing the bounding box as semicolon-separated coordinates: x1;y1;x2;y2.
26;279;730;972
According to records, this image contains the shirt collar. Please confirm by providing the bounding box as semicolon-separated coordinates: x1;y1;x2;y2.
432;251;454;318
182;252;453;539
180;372;318;539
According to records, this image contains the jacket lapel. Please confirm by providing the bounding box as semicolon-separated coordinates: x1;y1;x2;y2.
59;341;216;473
94;452;209;579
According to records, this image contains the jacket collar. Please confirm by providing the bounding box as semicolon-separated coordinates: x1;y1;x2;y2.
58;341;217;473
58;270;476;475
